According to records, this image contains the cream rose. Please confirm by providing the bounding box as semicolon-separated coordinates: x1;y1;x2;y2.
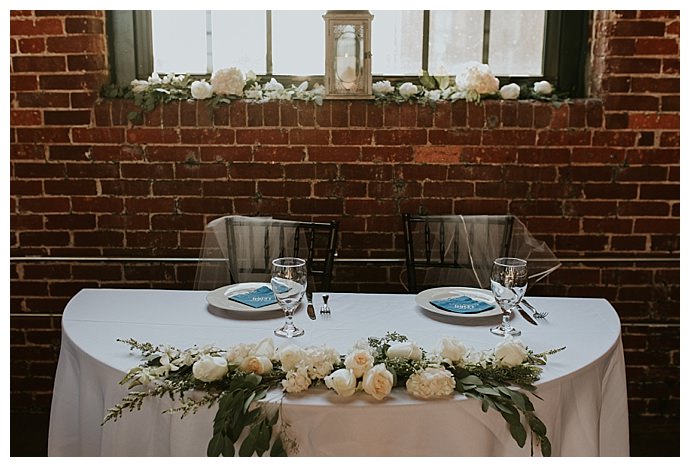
192;355;228;382
437;337;469;364
190;80;213;99
252;337;276;361
494;338;528;367
324;369;357;397
533;80;553;96
398;82;419;99
499;83;520;100
386;342;423;361
130;79;149;93
344;349;374;378
406;366;456;399
361;364;394;400
239;356;273;375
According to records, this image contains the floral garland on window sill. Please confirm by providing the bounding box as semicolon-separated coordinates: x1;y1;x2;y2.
103;332;563;457
100;62;563;124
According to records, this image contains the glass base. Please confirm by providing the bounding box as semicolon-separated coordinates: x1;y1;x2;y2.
274;324;304;338
490;324;521;337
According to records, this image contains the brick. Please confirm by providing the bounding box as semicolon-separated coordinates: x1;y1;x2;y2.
429;129;481;145
628;113;679;130
289;129;330;145
279;101;298;127
537;129;591;146
254;146;305;162
639;184;679;200
331;102;349;127
46;35;104;54
634;218;679;234
45;179;97;195
635;38;678;55
10;18;63;36
661;95;680;112
16;128;70;143
13;56;65;72
18;37;45;53
180;128;235;145
605;58;660;74
584;183;638;199
374;129;427;145
626;149;679;164
72;127;124;143
361;147;414;163
366;103;383;128
618;201;670;217
604;95;659;111
10;109;42;126
236;129;288;145
44;110;91;125
10;75;39;91
39;73;106;90
332;129;373;146
413;146;460;163
71;196;124;213
308;146;360;162
65;17;103;34
611;20;666;37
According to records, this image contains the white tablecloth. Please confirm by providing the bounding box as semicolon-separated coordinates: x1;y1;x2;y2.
48;288;629;456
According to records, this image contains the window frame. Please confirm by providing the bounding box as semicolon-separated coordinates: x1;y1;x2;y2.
107;10;590;97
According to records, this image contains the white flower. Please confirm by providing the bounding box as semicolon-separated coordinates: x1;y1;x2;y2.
130;79;149;93
324;369;357;397
304;345;340;380
239;356;274;375
192;355;228;382
278;344;307;371
398;82;419;99
406;366;456;399
493;337;528;367
263;77;285;93
147;72;162;85
533;80;553;96
361;364;394;400
225;343;253;365
499;83;521;100
246;70;257;81
190;80;213;100
210;67;245;96
386;342;423;361
281;366;311;393
426;89;442;102
252;337;277;361
437;337;469;365
244;83;264;100
344;349;374;378
171;74;186;87
455;61;499;96
465;349;491;368
372;80;395;95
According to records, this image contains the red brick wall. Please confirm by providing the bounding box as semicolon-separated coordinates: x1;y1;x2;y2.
10;10;679;450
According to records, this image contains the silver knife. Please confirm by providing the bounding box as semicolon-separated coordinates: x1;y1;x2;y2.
516;305;538;325
306;277;316;320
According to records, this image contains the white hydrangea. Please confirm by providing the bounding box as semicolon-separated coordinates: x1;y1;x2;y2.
281;366;312;393
210;67;245;96
406;366;456;399
455;61;499;101
372;80;395;95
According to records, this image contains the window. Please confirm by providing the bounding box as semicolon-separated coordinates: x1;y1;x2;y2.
108;10;589;97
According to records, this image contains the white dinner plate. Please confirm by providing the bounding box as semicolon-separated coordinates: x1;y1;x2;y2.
206;282;283;312
414;286;500;318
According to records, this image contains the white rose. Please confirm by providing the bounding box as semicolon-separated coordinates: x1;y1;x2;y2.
225;343;252;365
263;77;285;93
252;337;276;361
210;67;245;96
361;364;394;400
281;367;311;393
398;82;419;99
147;72;162;85
533;80;553;96
192;355;228;382
324;369;357;397
278;344;307;371
190;80;213;100
426;89;442;102
406;366;456;399
130;79;149;93
372;80;395;95
386;342;423;361
246;70;257;81
344;349;374;378
494;337;528;367
437;337;469;364
239;356;274;375
465;349;491;368
499;83;520;100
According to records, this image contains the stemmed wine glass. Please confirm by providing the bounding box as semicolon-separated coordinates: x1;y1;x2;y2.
490;257;528;337
271;257;308;338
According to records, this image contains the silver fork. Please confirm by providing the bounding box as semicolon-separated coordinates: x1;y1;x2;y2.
522;299;548;319
320;294;331;315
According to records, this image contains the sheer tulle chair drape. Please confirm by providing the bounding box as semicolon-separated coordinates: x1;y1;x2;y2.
194;216;338;291
402;214;560;293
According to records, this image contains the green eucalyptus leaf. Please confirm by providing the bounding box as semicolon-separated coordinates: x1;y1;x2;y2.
460;375;483;386
540;436;552;457
243;391;256;413
528;414;547;437
207;433;224;457
222;435;236;457
239;427;257;457
509;420;527;448
476;386;502;396
494;399;517;415
481;398;489;412
270;436;286;457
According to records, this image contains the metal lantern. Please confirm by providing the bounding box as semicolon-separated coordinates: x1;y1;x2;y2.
323;10;373;99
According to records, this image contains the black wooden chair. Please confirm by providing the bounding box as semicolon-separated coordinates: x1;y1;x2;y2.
402;214;515;293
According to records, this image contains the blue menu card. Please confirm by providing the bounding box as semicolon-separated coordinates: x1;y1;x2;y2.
430;295;495;314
